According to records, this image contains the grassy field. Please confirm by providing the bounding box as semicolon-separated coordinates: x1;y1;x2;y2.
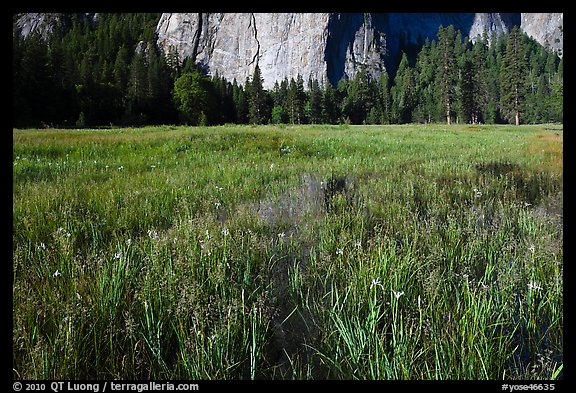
12;123;563;380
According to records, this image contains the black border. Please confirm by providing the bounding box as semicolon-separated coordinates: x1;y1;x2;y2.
8;3;570;390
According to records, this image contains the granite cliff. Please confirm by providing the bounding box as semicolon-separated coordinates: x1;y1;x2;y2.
155;12;562;88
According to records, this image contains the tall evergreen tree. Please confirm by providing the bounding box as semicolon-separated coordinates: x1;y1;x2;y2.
391;52;417;123
247;65;267;124
287;75;306;124
484;32;504;123
414;39;437;123
342;67;373;124
232;79;248;124
378;71;392;124
459;56;476;124
436;25;458;125
271;79;289;124
500;26;527;126
322;81;339;124
307;77;323;124
212;74;236;124
113;46;129;94
125;52;149;124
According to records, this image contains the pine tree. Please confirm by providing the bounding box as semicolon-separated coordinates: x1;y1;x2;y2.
125;52;149;124
378;71;391;124
342;66;372;124
436;25;458;125
322;82;339;124
413;39;437;123
459;56;476;124
232;79;248;124
271;79;288;124
212;74;236;124
485;32;504;124
113;46;129;93
145;44;176;124
248;65;266;124
307;77;323;124
391;52;417;123
500;26;527;126
287;75;306;124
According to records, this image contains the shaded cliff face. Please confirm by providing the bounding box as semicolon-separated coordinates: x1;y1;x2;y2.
13;13;57;39
13;13;99;39
156;12;528;87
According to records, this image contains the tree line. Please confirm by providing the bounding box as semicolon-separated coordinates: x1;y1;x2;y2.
13;14;563;128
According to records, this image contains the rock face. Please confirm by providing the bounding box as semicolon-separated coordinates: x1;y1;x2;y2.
156;12;534;87
14;13;59;39
156;13;334;86
521;13;563;56
13;13;99;39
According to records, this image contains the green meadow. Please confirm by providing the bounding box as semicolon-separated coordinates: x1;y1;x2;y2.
12;124;563;380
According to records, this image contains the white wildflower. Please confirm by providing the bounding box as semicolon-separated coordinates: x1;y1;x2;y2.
370;277;384;290
114;252;122;260
528;281;543;291
473;188;482;198
336;247;344;255
52;269;61;278
37;242;46;251
221;228;229;236
215;201;222;208
392;290;405;300
278;232;286;239
147;229;158;240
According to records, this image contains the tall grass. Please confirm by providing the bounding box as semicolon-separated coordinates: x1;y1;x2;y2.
13;124;562;379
